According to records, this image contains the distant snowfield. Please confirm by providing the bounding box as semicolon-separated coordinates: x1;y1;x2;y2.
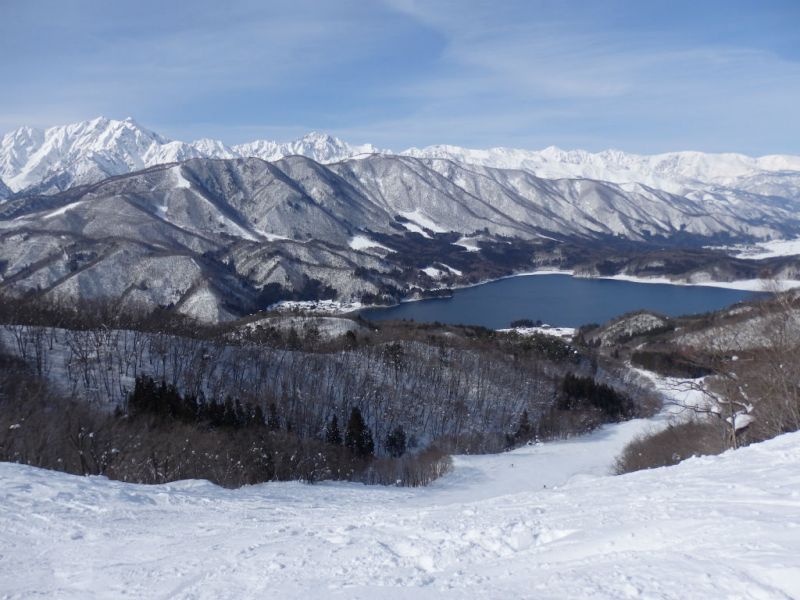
348;235;394;253
731;237;800;260
2;377;800;599
596;272;800;292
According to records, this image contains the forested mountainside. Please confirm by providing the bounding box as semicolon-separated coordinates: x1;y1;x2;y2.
3;153;800;321
0;295;656;487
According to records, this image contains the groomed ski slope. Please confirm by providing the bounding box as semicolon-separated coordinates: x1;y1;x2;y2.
2;415;800;598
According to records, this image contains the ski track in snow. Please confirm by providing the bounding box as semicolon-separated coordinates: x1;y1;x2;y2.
2;382;800;599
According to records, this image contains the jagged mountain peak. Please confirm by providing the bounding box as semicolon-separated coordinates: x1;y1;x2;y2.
0;117;385;194
3;116;800;203
402;143;800;198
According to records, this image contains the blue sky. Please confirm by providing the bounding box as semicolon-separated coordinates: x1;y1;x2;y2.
1;0;799;154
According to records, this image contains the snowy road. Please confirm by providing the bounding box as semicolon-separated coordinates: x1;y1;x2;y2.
2;409;800;598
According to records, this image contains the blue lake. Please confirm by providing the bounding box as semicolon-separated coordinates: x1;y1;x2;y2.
357;274;764;329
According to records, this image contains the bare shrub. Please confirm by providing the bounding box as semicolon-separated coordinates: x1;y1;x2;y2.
361;447;453;487
613;419;725;475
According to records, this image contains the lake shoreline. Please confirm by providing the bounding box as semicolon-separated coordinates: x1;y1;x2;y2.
271;269;794;319
357;270;770;329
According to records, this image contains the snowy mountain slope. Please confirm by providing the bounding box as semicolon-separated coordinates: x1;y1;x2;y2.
403;144;800;200
3;154;800;318
0;178;10;200
2;420;799;598
4;117;800;208
0;117;382;195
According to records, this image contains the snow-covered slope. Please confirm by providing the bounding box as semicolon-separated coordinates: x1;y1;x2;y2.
2;421;799;598
3;154;800;319
403;144;800;199
0;117;382;194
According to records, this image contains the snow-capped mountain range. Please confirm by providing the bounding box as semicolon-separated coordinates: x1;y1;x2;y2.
2;117;800;321
0;117;382;196
404;144;800;201
2;117;800;202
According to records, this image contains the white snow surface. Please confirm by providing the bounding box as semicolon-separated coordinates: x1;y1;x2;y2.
399;209;448;234
731;237;800;260
41;200;86;219
3;386;800;598
4;117;800;223
597;273;800;292
0;118;384;193
499;325;576;339
348;235;394;253
269;299;364;314
404;143;800;198
454;236;481;252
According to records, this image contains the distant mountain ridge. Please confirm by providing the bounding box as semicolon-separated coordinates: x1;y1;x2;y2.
402;144;800;201
2;153;800;321
3;117;800;202
0;117;382;195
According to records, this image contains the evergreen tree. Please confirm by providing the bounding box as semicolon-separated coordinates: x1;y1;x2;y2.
385;425;407;458
285;327;301;350
326;415;342;446
234;399;246;428
514;410;532;443
128;375;158;416
222;397;237;428
345;407;374;458
267;403;280;431
253;404;266;428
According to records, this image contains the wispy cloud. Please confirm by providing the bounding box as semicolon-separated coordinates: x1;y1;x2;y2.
1;0;798;154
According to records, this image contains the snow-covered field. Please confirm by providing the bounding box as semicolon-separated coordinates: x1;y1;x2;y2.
268;299;364;315
3;388;799;599
723;237;800;260
497;325;576;339
597;272;800;292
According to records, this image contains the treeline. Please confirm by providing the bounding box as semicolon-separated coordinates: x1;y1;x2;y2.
0;362;451;488
615;291;800;474
631;348;712;378
0;322;594;454
558;373;635;422
127;375;409;460
0;292;218;338
0;295;657;486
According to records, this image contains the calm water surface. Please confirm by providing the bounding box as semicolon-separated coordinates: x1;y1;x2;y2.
358;274;763;329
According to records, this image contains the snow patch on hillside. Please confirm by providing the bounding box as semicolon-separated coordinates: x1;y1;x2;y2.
499;325;576;339
399;209;448;234
732;237;800;259
348;235;394;253
454;236;481;252
42;200;86;219
172;165;192;189
269;299;364;314
598;273;800;292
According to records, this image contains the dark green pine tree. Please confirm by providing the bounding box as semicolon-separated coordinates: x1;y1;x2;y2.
326;415;342;446
267;403;280;431
222;397;237;428
514;410;532;444
128;375;158;416
345;407;374;458
253;404;266;428
385;425;407;458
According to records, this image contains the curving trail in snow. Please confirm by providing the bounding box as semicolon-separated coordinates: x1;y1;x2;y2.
1;406;800;598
